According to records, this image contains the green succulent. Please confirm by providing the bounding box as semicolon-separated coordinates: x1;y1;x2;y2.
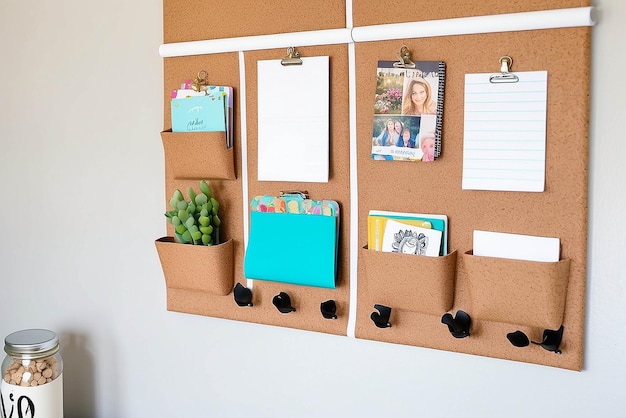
164;180;221;245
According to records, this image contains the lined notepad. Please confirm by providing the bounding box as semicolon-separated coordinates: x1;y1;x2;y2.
462;71;548;192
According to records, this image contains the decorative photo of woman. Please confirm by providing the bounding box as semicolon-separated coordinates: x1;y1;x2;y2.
401;77;438;116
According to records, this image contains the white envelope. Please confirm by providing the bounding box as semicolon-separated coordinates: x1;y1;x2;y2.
473;230;560;262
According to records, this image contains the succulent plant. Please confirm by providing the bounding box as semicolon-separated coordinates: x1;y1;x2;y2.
165;180;222;245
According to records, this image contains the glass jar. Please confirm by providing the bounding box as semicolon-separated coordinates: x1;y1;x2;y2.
1;329;63;418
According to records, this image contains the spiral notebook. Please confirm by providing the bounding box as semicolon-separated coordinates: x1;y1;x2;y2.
371;60;446;162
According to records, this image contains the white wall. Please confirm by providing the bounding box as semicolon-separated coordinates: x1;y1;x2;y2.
0;1;623;417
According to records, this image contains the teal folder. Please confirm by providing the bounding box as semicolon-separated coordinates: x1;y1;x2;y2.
244;211;338;288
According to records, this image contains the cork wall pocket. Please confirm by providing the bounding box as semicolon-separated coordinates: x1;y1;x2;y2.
161;130;236;180
462;251;570;330
360;247;457;315
155;237;234;296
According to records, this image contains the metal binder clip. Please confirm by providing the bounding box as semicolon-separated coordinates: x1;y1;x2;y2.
281;47;303;66
489;56;519;83
393;46;416;69
191;70;210;92
280;190;309;199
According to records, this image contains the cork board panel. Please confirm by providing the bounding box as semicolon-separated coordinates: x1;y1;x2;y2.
160;52;248;323
354;27;590;370
238;44;352;336
162;45;353;336
163;0;347;44
352;0;591;26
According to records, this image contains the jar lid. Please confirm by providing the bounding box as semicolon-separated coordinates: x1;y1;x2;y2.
4;329;59;359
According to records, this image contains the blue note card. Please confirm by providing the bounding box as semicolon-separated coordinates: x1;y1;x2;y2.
171;95;226;133
244;211;338;288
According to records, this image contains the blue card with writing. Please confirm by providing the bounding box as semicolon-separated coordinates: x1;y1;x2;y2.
171;95;226;132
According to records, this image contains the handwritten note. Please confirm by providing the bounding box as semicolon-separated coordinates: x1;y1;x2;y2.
462;71;548;192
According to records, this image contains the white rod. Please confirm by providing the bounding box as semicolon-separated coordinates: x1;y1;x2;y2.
238;51;253;290
351;6;596;42
346;40;359;339
345;0;358;339
159;7;595;58
159;28;353;58
345;0;353;28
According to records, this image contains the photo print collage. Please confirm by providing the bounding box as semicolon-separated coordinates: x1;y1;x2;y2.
371;60;445;162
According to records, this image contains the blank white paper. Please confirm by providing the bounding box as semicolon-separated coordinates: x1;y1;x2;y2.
473;230;560;262
462;71;548;192
257;56;329;182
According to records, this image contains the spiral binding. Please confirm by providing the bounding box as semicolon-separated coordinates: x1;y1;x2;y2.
434;61;446;160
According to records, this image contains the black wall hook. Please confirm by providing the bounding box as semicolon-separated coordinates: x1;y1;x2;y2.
441;310;471;338
506;326;564;354
532;325;564;354
233;283;253;307
506;330;530;347
320;300;337;319
370;304;392;328
272;292;296;314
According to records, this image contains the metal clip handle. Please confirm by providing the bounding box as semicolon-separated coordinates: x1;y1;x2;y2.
281;47;303;66
489;56;519;83
393;46;416;69
280;190;309;199
191;70;210;92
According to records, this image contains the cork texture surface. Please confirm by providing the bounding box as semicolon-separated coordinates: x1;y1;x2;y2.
354;28;589;370
158;0;591;370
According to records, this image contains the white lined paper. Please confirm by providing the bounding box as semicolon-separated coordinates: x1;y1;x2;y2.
462;71;548;192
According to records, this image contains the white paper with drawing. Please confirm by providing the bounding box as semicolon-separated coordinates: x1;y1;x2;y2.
257;56;329;182
381;219;442;257
462;71;548;192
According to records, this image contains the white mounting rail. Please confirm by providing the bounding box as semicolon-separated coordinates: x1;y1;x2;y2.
159;6;595;57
